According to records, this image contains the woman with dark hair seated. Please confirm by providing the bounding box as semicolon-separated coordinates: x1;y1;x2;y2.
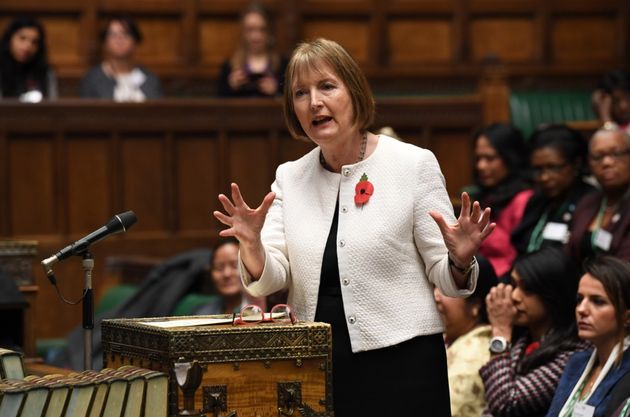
480;247;589;417
545;256;630;417
512;124;596;256
80;16;162;101
0;16;57;101
470;123;533;278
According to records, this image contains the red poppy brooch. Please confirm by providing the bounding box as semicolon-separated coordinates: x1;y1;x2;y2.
354;173;374;206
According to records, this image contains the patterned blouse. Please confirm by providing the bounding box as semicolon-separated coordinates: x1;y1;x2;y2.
447;325;492;417
479;335;587;417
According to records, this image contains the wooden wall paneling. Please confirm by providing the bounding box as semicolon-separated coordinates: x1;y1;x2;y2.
119;133;167;235
301;18;371;65
470;17;536;63
199;16;241;66
41;15;83;67
79;0;99;68
551;16;617;63
532;0;550;65
54;132;69;237
0;0;83;12
279;135;315;166
387;18;454;65
99;0;182;14
451;0;467;64
133;16;183;67
429;128;475;196
618;0;629;63
164;132;176;233
367;0;388;68
8;135;57;236
71;136;117;235
276;0;299;56
227;132;273;205
181;0;199;66
0;131;7;235
175;133;220;232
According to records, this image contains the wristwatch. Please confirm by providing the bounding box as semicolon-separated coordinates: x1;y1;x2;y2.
489;336;510;354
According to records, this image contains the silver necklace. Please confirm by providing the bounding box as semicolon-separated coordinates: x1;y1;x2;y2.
319;132;368;171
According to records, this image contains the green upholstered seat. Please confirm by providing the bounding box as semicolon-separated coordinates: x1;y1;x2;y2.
510;90;596;139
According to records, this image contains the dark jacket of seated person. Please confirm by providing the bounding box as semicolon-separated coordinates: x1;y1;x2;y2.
512;124;596;256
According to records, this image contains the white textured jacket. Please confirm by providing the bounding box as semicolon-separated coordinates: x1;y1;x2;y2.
241;135;478;352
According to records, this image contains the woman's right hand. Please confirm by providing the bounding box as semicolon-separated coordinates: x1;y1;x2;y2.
213;183;275;279
486;283;516;340
228;68;248;90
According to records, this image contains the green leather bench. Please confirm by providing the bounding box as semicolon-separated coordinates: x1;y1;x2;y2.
510;90;596;138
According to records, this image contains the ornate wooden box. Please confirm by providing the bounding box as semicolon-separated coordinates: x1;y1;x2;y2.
101;316;333;417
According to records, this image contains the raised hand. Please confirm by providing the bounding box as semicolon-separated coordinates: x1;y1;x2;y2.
429;192;495;268
213;183;275;247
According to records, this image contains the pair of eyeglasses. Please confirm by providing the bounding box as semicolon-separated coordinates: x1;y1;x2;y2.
589;148;630;164
530;163;569;177
232;304;297;325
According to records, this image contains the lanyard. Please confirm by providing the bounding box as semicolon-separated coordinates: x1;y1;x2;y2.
590;197;609;252
527;201;569;253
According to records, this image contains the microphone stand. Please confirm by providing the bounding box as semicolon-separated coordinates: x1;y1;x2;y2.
81;251;94;370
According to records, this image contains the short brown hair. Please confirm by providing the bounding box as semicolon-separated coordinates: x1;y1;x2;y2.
282;38;375;141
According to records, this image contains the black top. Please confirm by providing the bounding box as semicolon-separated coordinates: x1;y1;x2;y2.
318;199;341;294
216;57;288;98
511;180;596;256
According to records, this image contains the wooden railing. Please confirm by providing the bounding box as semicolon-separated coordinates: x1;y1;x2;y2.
0;97;484;344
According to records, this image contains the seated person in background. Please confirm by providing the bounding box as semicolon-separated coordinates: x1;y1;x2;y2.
592;69;630;134
469;123;533;278
512;124;596;256
80;16;162;101
0;16;57;101
545;256;630;417
434;255;496;417
480;247;589;417
194;237;265;315
217;2;287;97
567;127;630;264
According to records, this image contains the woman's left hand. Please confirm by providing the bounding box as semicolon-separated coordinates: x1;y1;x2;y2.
429;192;495;267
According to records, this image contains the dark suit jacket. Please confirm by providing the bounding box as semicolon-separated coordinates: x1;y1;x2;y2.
545;348;630;417
57;248;212;370
567;190;630;264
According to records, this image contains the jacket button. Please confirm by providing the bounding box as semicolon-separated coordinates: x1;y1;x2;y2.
342;278;350;286
348;316;356;324
339;239;345;247
341;206;348;213
342;168;351;177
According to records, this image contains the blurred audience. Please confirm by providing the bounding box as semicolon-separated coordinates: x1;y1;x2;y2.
567;127;630;264
592;69;630;134
194;237;265;315
434;255;497;417
0;16;57;101
512;124;596;256
80;16;162;101
469;123;533;278
217;2;287;97
480;247;589;417
545;256;630;417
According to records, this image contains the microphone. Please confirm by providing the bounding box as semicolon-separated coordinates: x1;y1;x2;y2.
41;211;137;275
